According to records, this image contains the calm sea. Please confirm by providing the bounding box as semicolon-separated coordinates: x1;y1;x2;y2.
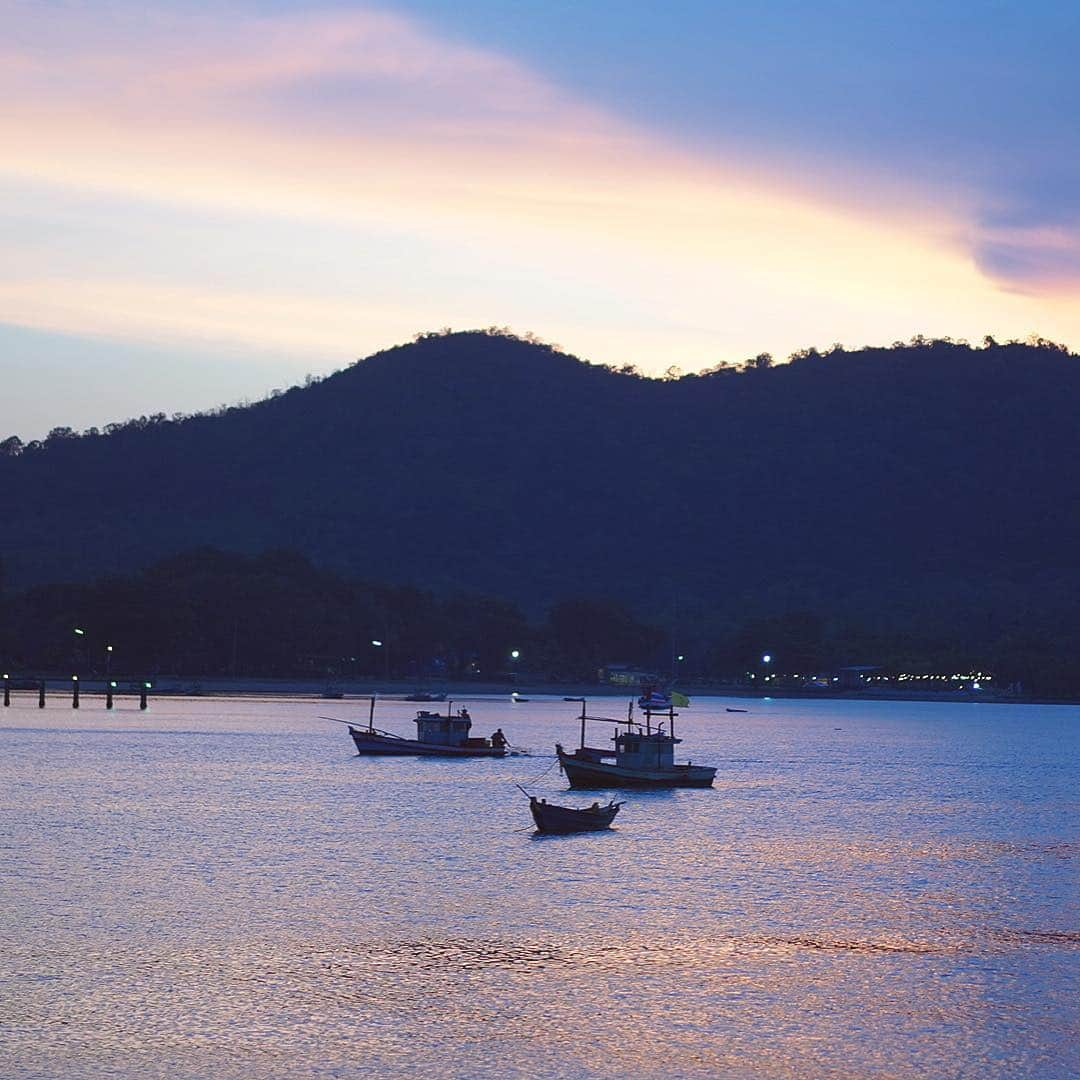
1;694;1077;1078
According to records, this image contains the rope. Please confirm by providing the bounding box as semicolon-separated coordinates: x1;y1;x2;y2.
516;756;560;790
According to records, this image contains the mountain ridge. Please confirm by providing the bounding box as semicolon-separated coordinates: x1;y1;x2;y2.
2;331;1078;623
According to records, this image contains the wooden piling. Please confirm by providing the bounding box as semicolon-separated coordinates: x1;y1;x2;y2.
72;677;80;708
39;680;46;708
106;685;114;710
139;685;148;710
2;676;9;707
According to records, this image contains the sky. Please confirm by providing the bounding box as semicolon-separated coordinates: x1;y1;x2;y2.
2;0;1079;438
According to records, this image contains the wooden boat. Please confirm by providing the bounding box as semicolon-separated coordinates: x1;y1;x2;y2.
529;794;622;833
556;698;716;788
326;698;507;757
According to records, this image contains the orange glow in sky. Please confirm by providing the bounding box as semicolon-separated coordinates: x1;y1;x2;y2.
1;2;1078;433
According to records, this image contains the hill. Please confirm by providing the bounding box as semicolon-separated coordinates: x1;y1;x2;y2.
2;331;1079;637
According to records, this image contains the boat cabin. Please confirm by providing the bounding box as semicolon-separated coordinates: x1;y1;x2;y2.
612;728;680;771
414;707;489;748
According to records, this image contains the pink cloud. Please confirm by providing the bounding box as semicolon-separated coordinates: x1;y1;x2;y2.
0;0;1077;367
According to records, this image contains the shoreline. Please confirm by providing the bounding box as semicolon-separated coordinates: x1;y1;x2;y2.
6;676;1076;707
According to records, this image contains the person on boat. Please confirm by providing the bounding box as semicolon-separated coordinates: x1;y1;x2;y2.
459;706;471;720
490;728;508;749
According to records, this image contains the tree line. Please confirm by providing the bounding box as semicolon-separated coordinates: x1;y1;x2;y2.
1;548;1077;696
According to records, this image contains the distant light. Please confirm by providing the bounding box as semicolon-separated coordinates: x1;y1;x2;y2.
109;681;117;688
973;682;981;690
106;645;113;652
74;628;85;636
762;654;772;664
144;682;152;689
676;654;685;662
510;650;520;659
371;640;383;647
72;675;78;681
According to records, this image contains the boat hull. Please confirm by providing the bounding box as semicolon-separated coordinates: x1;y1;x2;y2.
530;798;621;833
557;747;715;788
349;730;505;757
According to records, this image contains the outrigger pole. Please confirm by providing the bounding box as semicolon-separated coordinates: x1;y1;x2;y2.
564;696;678;749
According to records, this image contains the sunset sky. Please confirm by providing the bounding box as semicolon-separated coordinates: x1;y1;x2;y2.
3;0;1079;437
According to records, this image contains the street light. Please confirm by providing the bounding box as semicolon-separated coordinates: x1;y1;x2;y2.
762;653;772;664
510;649;520;660
73;627;86;678
371;639;388;680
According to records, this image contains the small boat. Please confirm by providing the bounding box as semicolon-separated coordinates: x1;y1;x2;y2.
528;795;622;833
726;707;747;713
556;699;716;788
510;691;530;703
637;686;690;710
638;689;672;710
404;690;446;702
327;698;507;757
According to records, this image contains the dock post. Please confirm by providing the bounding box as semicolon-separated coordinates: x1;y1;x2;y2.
2;674;8;707
106;683;114;710
72;676;80;708
39;680;46;708
139;683;148;710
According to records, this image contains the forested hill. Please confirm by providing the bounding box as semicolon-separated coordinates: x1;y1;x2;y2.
2;331;1079;622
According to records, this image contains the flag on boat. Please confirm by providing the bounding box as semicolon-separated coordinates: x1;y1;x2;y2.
638;690;673;708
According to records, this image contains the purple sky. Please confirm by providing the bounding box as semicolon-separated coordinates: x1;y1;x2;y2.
2;0;1078;437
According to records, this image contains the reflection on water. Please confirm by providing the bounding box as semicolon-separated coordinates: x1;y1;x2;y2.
1;695;1077;1078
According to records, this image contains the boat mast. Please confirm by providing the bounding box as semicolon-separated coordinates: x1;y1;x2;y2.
368;695;375;733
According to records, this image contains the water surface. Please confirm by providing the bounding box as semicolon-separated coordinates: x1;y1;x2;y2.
1;694;1077;1077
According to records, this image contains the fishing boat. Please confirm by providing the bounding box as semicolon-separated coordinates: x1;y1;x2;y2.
528;794;622;833
638;689;672;709
326;698;507;757
555;698;716;788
